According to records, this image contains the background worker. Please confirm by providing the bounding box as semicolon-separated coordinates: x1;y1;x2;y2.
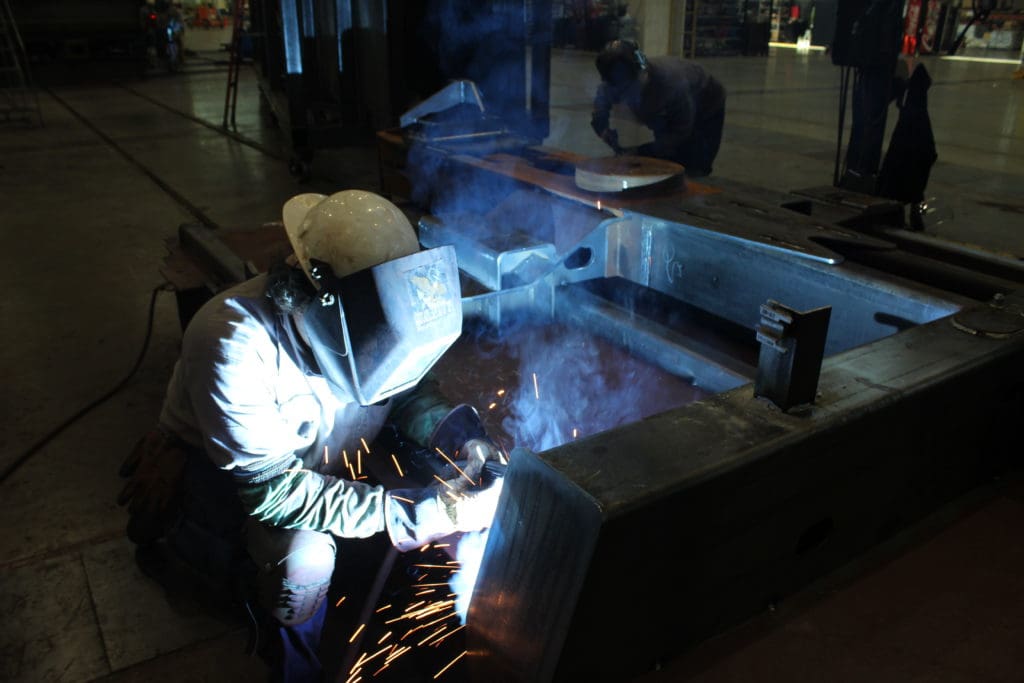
118;189;503;682
590;39;727;177
830;0;905;192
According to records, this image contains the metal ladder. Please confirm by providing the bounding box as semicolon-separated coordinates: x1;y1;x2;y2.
0;0;42;126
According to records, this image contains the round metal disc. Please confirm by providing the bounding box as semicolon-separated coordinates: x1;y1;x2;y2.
951;306;1024;339
574;155;684;193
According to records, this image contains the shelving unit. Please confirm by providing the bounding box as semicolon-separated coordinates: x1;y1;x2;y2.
954;9;1024;51
681;0;757;57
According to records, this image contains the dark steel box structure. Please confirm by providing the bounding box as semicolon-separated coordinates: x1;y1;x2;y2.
406;154;1024;682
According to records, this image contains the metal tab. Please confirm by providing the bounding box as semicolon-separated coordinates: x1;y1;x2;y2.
754;300;832;412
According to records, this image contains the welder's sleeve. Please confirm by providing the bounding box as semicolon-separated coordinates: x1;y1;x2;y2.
237;461;386;538
387;372;454;448
591;83;615;137
188;342;388;536
179;310;320;475
175;305;387;536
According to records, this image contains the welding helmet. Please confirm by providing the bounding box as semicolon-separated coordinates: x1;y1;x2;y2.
596;39;648;91
283;190;463;405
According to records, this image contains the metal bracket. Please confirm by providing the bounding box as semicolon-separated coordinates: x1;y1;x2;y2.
419;214;557;291
399;79;486;128
754;300;832;412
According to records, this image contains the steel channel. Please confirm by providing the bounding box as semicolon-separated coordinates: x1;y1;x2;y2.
552;287;753;393
556;216;967;355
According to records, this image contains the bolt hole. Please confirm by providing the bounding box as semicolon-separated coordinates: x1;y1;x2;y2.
795;517;833;555
564;247;593;270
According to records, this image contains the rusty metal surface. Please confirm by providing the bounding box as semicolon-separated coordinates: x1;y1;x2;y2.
467;292;1024;682
445;151;720;215
428;319;709;454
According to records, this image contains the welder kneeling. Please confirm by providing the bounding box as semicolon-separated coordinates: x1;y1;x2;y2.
118;190;503;682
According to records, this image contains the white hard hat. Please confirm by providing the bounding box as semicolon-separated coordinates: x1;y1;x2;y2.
282;190;420;283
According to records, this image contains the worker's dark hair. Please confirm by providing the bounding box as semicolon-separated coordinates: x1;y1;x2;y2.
595;39;648;88
265;257;316;314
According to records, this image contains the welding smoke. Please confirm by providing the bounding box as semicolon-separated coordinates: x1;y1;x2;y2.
401;2;708;455
440;302;705;457
497;321;674;453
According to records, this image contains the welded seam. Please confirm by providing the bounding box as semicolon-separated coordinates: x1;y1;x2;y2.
116;82;287;161
44;88;221;230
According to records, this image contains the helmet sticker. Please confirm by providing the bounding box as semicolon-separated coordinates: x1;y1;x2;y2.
406;262;456;328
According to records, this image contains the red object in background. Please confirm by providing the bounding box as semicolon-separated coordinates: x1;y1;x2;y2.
790;3;801;19
902;0;922;54
919;0;941;53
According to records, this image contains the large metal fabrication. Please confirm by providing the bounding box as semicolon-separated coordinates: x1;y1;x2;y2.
164;130;1024;682
383;132;1024;681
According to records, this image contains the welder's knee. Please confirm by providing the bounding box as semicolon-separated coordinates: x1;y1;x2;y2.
246;521;336;626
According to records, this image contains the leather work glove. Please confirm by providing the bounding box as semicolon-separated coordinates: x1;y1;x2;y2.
384;459;505;552
428;404;506;465
117;429;187;545
428;404;488;457
466;436;503;465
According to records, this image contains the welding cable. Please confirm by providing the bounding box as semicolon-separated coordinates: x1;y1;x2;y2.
0;282;174;486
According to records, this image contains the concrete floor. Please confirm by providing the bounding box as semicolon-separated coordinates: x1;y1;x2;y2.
1;25;1023;683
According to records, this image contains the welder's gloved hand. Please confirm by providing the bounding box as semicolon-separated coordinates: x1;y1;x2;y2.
117;429;187;545
429;404;505;487
429;404;485;457
452;437;504;482
384;467;504;552
428;404;504;464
